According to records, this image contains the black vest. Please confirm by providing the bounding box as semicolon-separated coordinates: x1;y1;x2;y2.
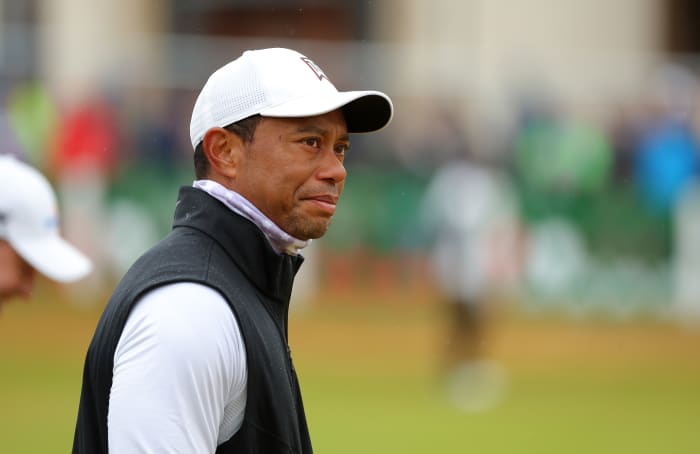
73;187;313;454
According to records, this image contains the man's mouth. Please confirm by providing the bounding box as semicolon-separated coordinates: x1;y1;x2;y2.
303;194;339;214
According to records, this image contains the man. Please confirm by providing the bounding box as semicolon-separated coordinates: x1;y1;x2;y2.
421;154;519;412
0;154;92;306
73;48;393;453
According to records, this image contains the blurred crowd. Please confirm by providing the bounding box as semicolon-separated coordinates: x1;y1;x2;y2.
413;62;700;321
2;59;700;321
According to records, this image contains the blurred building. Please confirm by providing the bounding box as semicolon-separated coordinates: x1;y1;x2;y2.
1;1;697;158
2;0;700;317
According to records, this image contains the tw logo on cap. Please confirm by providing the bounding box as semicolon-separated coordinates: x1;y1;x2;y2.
301;57;328;81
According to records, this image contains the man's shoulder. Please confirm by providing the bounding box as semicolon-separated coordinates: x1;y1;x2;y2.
111;227;218;300
136;226;214;267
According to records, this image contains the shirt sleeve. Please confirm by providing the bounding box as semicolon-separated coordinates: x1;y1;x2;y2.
108;282;247;453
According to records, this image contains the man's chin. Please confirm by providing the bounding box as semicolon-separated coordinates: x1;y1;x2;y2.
290;219;332;241
284;216;332;241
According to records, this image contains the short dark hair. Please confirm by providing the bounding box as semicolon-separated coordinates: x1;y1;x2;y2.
193;115;263;179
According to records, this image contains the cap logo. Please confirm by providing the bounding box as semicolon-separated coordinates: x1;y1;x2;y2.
301;57;328;81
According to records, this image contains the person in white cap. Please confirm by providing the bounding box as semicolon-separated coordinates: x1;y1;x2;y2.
73;48;393;454
0;155;92;305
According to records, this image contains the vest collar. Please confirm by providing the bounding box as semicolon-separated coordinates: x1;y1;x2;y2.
172;186;304;302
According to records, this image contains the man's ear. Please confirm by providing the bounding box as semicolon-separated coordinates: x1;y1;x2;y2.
201;127;243;181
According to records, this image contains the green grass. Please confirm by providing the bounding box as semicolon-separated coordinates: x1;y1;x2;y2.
313;378;624;452
299;350;700;453
1;295;699;453
0;355;84;453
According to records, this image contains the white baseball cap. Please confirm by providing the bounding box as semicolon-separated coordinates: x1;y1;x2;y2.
189;47;394;149
0;155;92;282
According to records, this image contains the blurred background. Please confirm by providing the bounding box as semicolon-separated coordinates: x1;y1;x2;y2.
1;0;699;452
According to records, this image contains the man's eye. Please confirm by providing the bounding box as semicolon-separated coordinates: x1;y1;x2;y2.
302;138;320;148
335;143;350;155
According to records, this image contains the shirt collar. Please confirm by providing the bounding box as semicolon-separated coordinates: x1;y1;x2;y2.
192;179;310;256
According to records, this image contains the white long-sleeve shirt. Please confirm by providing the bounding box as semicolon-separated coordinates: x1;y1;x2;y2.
108;181;309;452
108;282;247;453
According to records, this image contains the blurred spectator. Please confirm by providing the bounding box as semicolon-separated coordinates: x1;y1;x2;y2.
633;117;700;215
510;97;615;305
6;80;58;167
512;112;613;227
632;65;700;217
637;64;700;323
50;93;120;295
523;216;589;305
51;94;119;176
103;89;187;275
420;147;521;411
0;154;92;307
121;87;184;170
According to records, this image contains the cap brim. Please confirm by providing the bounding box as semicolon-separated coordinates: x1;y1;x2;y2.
260;90;393;133
12;234;93;283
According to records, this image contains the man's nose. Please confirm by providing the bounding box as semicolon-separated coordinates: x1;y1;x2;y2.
317;148;347;183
